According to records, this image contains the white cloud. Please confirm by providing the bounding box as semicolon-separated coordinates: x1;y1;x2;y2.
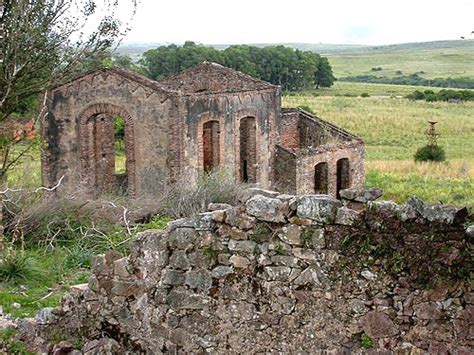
122;0;474;44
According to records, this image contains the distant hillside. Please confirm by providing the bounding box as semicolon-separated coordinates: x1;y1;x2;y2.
325;40;474;79
117;40;474;80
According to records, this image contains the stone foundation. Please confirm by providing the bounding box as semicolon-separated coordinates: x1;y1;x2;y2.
17;190;473;353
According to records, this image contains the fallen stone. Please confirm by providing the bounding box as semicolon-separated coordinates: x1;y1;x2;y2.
83;337;122;354
246;195;289;223
210;209;226;223
229;255;251;268
279;224;302;246
399;196;425;221
185;269;212;291
208;202;233;211
361;269;377;281
237;188;280;203
466;225;474;238
361;311;399;339
35;307;57;325
335;207;360;226
162;269;185;286
168;227;198;250
422;204;468;225
340;187;383;202
211;265;233;279
228;239;257;254
413;302;443;320
370;200;401;215
294;265;326;286
296;195;342;223
263;266;292;281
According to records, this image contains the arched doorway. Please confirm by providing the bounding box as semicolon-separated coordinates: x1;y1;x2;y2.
239;117;257;183
336;158;350;198
80;104;135;195
202;120;220;172
314;162;328;194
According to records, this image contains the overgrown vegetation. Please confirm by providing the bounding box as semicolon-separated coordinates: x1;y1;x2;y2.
340;74;474;89
406;89;474;102
283;85;474;209
414;145;446;162
0;167;247;317
139;41;335;91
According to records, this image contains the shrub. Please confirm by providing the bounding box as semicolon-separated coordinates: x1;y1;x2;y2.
360;92;370;98
0;249;40;283
160;168;247;218
414;145;446;162
297;105;315;114
361;332;375;348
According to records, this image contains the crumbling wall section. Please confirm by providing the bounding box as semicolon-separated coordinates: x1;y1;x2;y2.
31;190;472;354
181;88;280;188
43;68;176;198
295;143;365;196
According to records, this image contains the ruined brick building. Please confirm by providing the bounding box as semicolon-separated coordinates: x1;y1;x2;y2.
42;63;364;198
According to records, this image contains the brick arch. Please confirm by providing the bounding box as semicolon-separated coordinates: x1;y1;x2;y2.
78;103;136;196
196;112;225;174
234;109;261;183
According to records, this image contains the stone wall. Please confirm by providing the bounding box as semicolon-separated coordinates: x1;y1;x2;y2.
27;189;472;354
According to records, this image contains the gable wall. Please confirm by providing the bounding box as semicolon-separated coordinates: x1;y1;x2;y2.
178;88;281;187
43;71;176;198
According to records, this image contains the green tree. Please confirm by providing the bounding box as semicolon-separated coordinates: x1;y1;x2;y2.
0;0;137;178
314;57;336;88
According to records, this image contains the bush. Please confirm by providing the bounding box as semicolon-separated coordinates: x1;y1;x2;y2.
297;105;315;114
160;168;247;218
0;249;40;283
360;92;370;98
414;145;446;162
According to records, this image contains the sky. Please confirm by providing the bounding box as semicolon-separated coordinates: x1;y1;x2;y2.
120;0;474;45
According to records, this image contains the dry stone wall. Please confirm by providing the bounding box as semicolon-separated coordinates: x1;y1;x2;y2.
25;189;472;354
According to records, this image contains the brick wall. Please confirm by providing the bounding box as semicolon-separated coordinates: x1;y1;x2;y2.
295;143;365;196
273;145;297;193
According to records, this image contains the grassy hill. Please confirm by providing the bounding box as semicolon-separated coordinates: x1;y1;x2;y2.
118;39;474;80
325;40;474;79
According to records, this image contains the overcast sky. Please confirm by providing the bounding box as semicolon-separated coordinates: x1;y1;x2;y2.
120;0;473;45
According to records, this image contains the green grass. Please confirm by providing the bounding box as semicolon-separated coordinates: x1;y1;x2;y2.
283;85;474;209
0;214;171;318
283;93;474;160
0;248;91;318
327;42;474;79
366;170;473;209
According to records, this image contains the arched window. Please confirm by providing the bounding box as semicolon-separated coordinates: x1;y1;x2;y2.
336;158;350;198
202;120;220;172
239;117;256;182
80;104;135;196
314;162;328;194
114;115;126;175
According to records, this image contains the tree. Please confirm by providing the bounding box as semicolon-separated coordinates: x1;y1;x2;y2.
0;0;137;179
314;57;336;89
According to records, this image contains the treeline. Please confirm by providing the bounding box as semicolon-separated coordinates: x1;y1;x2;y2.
138;41;335;91
339;74;474;89
406;89;474;102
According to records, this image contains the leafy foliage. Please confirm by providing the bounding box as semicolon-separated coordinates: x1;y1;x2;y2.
406;89;474;102
361;333;375;348
414;145;446;162
340;74;474;89
140;42;335;91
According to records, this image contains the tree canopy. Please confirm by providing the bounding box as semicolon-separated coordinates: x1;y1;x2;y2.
0;0;136;179
140;42;336;91
0;0;137;122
